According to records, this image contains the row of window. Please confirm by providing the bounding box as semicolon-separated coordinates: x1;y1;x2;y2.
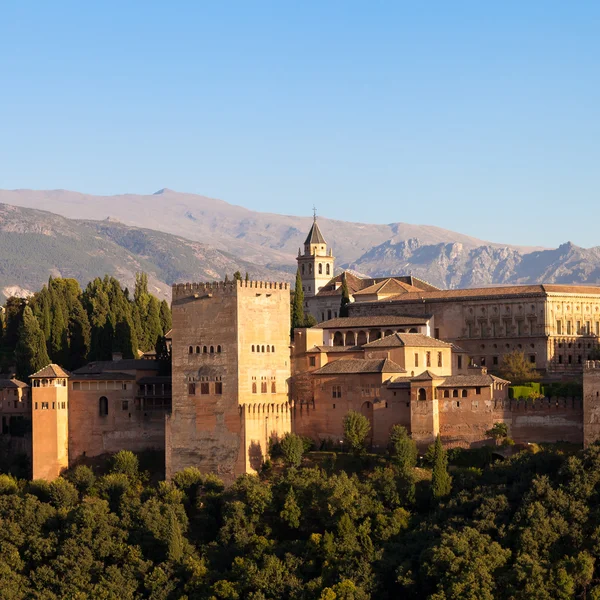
0;400;26;410
301;263;331;276
188;345;222;354
188;382;223;395
252;382;277;394
99;397;171;416
556;321;600;336
467;319;537;338
32;379;67;387
73;381;129;391
251;345;276;353
34;401;67;410
414;351;443;368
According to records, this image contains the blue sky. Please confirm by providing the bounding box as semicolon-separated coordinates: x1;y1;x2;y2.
1;1;599;248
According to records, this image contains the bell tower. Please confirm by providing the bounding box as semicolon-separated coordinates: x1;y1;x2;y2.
297;212;334;298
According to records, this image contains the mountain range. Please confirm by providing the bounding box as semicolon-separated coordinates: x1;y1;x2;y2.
0;187;599;298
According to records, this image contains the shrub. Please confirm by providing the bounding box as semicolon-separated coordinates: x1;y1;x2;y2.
343;410;371;455
279;433;305;468
0;474;18;495
66;465;96;495
49;478;79;509
110;450;139;479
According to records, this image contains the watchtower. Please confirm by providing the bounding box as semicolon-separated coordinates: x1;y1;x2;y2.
296;216;334;298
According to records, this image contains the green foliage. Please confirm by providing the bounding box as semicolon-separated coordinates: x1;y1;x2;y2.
389;425;417;470
340;273;350;318
343;410;371;455
0;473;19;495
497;350;540;384
486;422;509;441
291;269;305;333
66;464;96;496
14;306;50;380
279;433;305;468
110;450;139;480
233;271;242;282
431;435;452;500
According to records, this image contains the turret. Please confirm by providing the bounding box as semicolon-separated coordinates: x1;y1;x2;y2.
296;215;335;297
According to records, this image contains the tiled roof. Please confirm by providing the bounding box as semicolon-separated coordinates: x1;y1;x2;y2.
363;332;452;348
411;370;444;381
353;278;422;296
314;272;369;297
314;315;431;328
70;372;136;381
30;364;71;378
312;358;406;375
304;220;327;245
0;378;28;389
306;345;363;353
74;360;161;375
379;284;600;304
451;343;469;353
437;374;510;387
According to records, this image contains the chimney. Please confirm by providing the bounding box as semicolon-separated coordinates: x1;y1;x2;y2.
112;352;123;362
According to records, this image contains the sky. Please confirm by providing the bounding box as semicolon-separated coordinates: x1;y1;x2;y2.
1;1;599;248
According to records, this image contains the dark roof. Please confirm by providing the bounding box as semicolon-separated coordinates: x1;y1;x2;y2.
0;378;28;389
312;358;406;375
314;315;431;329
451;343;469;353
437;374;510;387
31;364;70;378
137;376;172;385
307;345;363;353
363;332;452;349
353;278;422;296
411;370;444;381
70;372;136;381
304;220;327;245
74;359;161;375
387;379;411;389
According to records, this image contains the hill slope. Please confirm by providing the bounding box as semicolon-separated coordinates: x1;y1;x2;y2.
0;204;291;299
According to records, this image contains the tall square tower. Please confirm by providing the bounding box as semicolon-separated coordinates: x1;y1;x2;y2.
167;280;291;482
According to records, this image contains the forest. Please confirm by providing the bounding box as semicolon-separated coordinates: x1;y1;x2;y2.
0;273;171;379
0;425;599;600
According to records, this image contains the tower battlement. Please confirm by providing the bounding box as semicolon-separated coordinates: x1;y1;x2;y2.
172;280;289;300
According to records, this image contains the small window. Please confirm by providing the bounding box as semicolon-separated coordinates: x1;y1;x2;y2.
457;355;463;369
62;402;66;409
271;382;276;393
252;383;257;394
52;402;55;409
215;382;223;395
443;390;449;398
189;346;193;354
452;389;458;398
35;402;38;410
261;345;265;353
326;264;330;275
272;346;275;352
333;403;336;409
476;387;481;395
41;402;49;410
252;345;255;352
217;345;222;353
437;352;442;368
188;383;196;395
461;389;467;398
201;383;210;394
418;388;426;401
203;346;208;354
332;385;342;398
267;345;270;352
210;346;214;354
196;346;200;354
73;381;81;391
529;354;536;364
122;400;129;411
261;382;268;394
426;351;431;367
414;353;419;367
309;356;316;367
493;356;499;365
456;401;460;408
99;396;108;416
318;263;322;274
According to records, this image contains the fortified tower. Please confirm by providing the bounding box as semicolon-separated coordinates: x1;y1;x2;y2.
296;216;334;298
584;360;600;447
30;365;70;480
167;279;291;483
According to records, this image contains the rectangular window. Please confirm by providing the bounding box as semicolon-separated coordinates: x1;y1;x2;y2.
457;355;462;369
480;357;486;366
414;353;419;367
567;321;572;335
568;355;572;364
122;400;129;411
73;381;81;391
559;355;563;364
437;352;442;368
586;321;591;334
201;383;210;395
530;354;536;364
309;356;316;367
517;321;522;336
332;385;342;398
577;321;581;334
35;402;38;410
52;402;55;409
493;356;499;365
261;382;267;393
426;351;431;367
41;402;49;410
188;383;196;395
467;323;472;337
215;382;223;395
491;321;497;337
62;402;66;409
556;320;562;335
475;387;481;395
434;328;440;339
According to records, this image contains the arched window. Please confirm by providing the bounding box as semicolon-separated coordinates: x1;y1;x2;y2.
302;264;305;275
252;345;255;352
452;389;459;398
409;328;418;333
203;346;208;353
326;264;330;275
443;390;450;398
384;330;393;337
210;346;214;354
346;331;356;345
267;345;270;352
461;389;468;397
357;331;367;345
188;346;193;354
261;345;265;353
195;346;200;354
309;264;313;274
217;345;222;353
252;383;257;394
271;345;275;352
271;382;276;393
99;396;108;417
328;309;332;320
418;388;426;401
333;331;344;346
318;263;322;274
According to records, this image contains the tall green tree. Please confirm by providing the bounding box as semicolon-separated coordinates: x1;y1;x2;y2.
15;306;50;380
497;350;540;384
431;434;452;500
340;273;350;318
3;297;25;349
343;410;371;455
68;302;91;369
233;271;242;282
159;300;172;335
291;269;305;333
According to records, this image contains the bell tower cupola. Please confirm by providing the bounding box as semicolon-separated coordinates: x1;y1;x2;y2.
296;210;334;298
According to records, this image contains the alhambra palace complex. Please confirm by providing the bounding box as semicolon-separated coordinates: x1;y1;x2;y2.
5;219;600;482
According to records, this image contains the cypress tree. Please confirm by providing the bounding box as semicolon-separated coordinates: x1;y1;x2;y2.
32;286;52;341
145;296;162;352
68;302;91;369
49;287;68;365
291;269;305;333
431;434;452;501
224;274;229;283
340;273;350;318
245;272;249;282
159;300;172;335
166;509;184;563
15;306;50;380
233;271;242;282
4;297;25;349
